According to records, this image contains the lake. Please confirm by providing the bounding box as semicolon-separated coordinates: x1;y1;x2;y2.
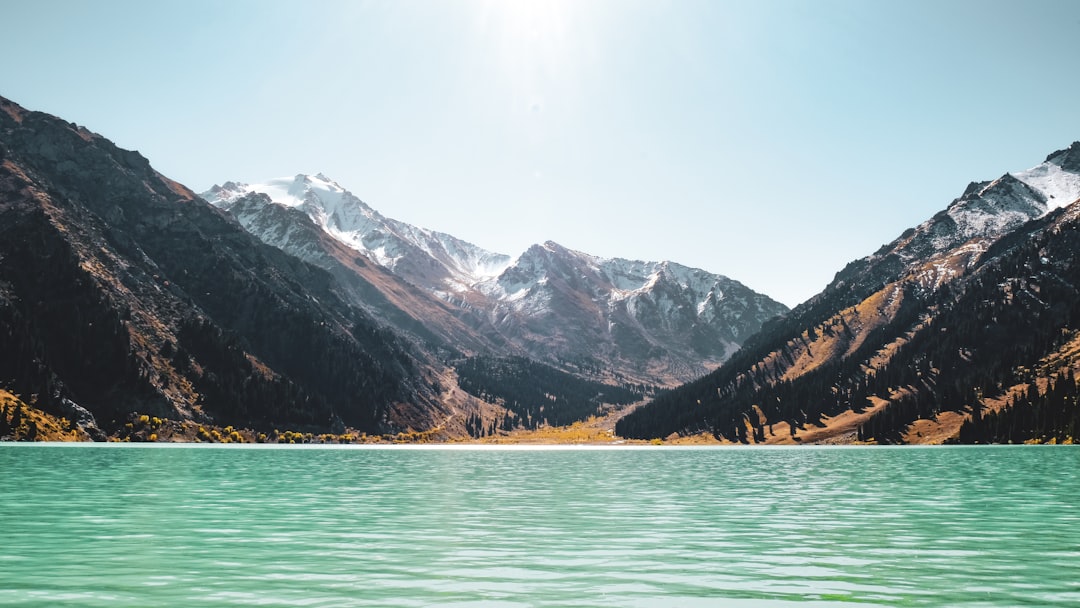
0;444;1078;607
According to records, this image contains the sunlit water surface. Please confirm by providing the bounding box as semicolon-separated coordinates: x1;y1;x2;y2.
1;444;1078;607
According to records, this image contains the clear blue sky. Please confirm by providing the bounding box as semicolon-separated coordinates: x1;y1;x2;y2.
4;0;1079;306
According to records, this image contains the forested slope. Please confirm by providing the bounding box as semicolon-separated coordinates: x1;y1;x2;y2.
619;145;1080;444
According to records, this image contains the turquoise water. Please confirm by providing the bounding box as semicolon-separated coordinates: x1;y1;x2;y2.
1;445;1078;607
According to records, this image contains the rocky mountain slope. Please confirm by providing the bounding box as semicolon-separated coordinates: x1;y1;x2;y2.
0;95;459;438
473;240;787;381
205;175;511;293
204;176;788;383
618;142;1080;443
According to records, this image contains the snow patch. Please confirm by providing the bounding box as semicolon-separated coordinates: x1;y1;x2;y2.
1013;162;1080;210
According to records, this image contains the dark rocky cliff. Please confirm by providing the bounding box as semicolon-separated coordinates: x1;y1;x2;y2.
0;96;444;436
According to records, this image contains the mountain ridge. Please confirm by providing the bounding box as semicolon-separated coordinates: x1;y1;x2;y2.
0;94;455;437
617;141;1080;443
7;91;1078;444
203;174;788;384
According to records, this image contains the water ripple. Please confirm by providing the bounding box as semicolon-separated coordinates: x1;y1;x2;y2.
1;445;1078;606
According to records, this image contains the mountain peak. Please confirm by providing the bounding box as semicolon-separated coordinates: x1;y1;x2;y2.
199;171;786;383
0;95;26;124
924;148;1080;256
1044;141;1080;172
519;240;577;261
205;181;247;200
539;240;576;255
201;174;511;290
1012;145;1080;210
960;180;991;198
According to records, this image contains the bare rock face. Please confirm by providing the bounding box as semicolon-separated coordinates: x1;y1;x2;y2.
472;241;788;382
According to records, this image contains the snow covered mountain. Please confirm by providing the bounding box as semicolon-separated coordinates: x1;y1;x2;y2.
201;175;788;383
204;174;511;292
474;241;787;379
877;142;1080;265
813;142;1080;312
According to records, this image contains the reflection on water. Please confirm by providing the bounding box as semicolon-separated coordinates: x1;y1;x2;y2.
1;445;1078;606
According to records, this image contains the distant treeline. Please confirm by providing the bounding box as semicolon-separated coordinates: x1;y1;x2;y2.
455;355;643;436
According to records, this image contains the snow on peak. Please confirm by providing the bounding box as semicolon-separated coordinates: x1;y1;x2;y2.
940;173;1045;245
203;180;249;204
475;238;752;322
868;142;1080;272
1012;145;1080;210
201;174;510;288
911;147;1080;254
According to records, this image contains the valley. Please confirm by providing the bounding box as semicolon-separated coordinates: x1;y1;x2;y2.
2;93;1080;445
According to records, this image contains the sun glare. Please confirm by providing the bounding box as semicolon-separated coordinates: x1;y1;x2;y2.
492;0;570;41
473;0;585;108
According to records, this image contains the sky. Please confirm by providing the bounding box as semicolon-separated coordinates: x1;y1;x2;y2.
4;0;1080;307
